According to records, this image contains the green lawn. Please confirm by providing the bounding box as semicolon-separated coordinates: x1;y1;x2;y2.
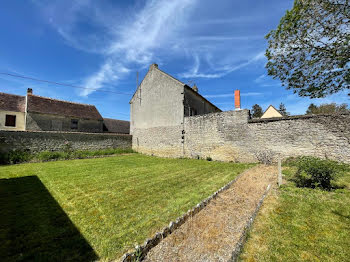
0;154;252;261
239;164;350;262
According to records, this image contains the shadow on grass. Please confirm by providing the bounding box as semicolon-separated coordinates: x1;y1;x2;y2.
332;210;350;221
0;176;98;262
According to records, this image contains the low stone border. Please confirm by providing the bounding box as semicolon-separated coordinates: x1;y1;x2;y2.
119;171;249;262
229;184;272;262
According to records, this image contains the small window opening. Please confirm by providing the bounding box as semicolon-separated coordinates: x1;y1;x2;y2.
71;119;78;129
190;108;197;116
5;115;16;127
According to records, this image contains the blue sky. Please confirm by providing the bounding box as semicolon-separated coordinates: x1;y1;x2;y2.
0;0;348;120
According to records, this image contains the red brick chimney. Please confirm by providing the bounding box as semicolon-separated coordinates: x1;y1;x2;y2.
234;90;241;110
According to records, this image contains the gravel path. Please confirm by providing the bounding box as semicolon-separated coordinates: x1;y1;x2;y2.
143;165;276;262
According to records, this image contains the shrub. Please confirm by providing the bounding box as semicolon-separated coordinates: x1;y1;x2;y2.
293;157;341;190
1;147;134;165
36;151;66;161
0;149;32;165
206;156;212;161
36;148;133;162
63;141;73;157
283;156;301;167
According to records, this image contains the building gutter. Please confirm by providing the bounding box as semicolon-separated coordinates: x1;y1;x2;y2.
182;86;185;158
24;94;28;131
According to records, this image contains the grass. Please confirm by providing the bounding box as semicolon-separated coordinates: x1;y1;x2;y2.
0;154;253;261
0;147;134;165
239;162;350;262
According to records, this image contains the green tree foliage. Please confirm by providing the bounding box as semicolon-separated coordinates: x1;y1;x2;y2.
306;102;350;114
266;0;350;98
306;103;319;114
251;104;263;118
279;103;290;116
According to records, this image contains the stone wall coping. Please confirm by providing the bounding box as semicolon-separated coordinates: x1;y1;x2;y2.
184;111;350;122
0;130;131;136
184;109;249;120
248;113;350;123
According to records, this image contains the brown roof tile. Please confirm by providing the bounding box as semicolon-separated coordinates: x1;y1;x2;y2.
27;94;103;120
103;118;130;134
0;92;25;112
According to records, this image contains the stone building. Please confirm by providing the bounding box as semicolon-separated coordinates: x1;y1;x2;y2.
130;63;221;133
130;63;350;163
261;105;282;119
0;92;26;131
0;89;129;133
25;89;103;132
103;118;130;134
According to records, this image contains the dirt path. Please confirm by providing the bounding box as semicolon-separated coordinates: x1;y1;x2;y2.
143;165;277;262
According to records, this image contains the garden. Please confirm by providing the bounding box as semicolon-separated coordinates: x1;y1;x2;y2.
239;157;350;262
0;154;252;261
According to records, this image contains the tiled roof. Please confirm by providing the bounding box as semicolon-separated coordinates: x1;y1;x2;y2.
27;94;103;120
0;92;25;112
103;118;130;134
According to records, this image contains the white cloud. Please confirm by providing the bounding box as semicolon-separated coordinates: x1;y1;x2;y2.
34;0;199;96
193;35;262;41
194;16;262;25
180;51;265;79
82;62;130;96
82;0;197;96
254;74;267;83
32;0;275;95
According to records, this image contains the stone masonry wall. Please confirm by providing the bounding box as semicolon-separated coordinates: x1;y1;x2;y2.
26;112;103;133
132;125;184;157
0;130;131;153
184;110;350;163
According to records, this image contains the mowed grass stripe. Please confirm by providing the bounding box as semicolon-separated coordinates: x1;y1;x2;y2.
0;154;252;260
239;166;350;262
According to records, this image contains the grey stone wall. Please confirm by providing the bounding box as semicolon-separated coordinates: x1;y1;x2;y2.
184;110;253;162
26;112;103;133
0;130;131;153
132;109;350;164
132;125;184;157
184;111;350;163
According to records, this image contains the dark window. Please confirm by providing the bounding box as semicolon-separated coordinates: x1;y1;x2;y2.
190;108;197;116
5;115;16;127
71;119;78;129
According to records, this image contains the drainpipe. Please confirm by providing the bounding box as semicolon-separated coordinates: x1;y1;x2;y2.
182;86;185;158
24;88;32;130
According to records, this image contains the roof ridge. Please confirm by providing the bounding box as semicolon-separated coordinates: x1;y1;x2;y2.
155;67;221;112
103;118;129;121
130;65;185;103
155;67;185;86
28;94;96;107
0;92;25;98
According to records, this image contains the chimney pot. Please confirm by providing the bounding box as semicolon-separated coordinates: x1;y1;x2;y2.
27;88;33;95
234;90;241;110
150;63;158;70
193;84;198;92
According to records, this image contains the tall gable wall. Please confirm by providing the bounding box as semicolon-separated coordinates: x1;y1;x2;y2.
130;65;184;133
